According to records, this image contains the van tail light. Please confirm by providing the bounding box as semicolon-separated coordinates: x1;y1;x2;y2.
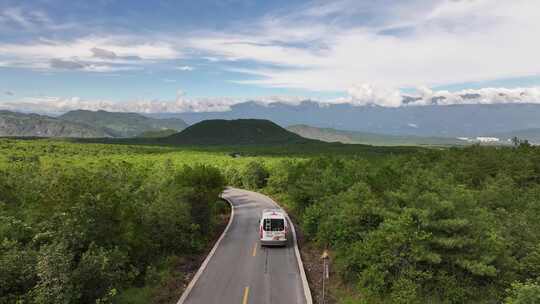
259;226;263;238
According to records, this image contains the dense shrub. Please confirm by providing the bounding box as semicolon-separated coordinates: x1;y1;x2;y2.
0;239;37;303
268;146;540;303
2;139;539;303
176;165;225;236
504;281;540;304
242;161;270;189
0;160;224;303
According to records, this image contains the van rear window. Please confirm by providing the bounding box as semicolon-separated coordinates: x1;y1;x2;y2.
263;219;285;231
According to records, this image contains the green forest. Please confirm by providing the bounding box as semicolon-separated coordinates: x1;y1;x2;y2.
0;140;235;303
261;145;540;303
1;139;540;303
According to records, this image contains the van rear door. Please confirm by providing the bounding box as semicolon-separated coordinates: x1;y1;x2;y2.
263;218;285;240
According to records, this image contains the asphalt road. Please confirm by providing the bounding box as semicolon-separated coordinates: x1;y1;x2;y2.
180;188;309;304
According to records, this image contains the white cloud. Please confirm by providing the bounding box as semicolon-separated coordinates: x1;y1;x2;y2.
0;94;227;114
0;36;180;71
2;85;540;114
183;0;540;92
1;7;34;29
323;84;540;108
0;92;311;114
406;86;540;106
0;6;76;32
345;84;403;107
176;65;194;71
1;0;540;106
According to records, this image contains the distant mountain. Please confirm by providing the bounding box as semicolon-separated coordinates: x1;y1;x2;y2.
137;128;178;138
59;110;188;137
287;124;466;146
162;119;317;145
151;101;540;138
0;110;111;138
287;125;354;143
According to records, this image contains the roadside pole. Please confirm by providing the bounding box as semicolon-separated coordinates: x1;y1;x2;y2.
321;250;330;304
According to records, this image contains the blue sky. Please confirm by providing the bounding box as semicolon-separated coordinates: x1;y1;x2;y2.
1;0;540;112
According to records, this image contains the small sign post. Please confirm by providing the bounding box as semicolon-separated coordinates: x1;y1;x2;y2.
321;250;330;304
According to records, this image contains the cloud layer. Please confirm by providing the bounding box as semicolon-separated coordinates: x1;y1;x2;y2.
1;0;540;108
187;0;540;92
0;93;306;114
1;86;540;114
341;85;540;107
0;36;179;71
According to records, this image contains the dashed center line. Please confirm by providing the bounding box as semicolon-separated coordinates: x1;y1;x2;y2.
242;286;250;304
252;242;257;257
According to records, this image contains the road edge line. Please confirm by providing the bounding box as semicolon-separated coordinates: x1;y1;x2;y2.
176;192;235;304
287;213;314;304
268;196;314;304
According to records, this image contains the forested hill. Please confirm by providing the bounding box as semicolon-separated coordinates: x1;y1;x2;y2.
162;119;319;145
136;128;178;138
59;110;188;137
0;110;110;138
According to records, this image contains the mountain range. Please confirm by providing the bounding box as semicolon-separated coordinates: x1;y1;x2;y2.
59;110;188;137
0;110;187;138
152;101;540;139
2;102;540;145
286;125;469;146
0;110;109;138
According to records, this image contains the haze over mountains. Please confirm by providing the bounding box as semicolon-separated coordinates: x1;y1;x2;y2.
153;101;540;140
2;102;540;145
286;125;468;146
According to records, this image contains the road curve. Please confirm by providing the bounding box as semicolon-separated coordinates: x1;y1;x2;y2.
178;188;310;304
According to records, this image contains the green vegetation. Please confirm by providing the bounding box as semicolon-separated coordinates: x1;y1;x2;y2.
264;143;540;303
0;140;241;303
504;281;540;304
2;136;539;303
137;129;179;138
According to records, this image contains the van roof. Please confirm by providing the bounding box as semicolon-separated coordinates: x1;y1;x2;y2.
261;208;285;218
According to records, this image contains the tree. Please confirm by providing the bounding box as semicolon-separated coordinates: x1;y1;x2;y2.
74;243;129;303
32;242;78;304
242;161;269;189
176;165;225;236
505;281;540;304
0;239;37;303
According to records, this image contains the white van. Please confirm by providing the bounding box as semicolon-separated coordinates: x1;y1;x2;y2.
259;209;288;246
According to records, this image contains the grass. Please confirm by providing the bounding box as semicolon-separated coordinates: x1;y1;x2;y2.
0;137;423;173
0;138;294;171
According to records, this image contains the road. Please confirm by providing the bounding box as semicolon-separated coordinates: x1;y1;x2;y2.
179;188;310;304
